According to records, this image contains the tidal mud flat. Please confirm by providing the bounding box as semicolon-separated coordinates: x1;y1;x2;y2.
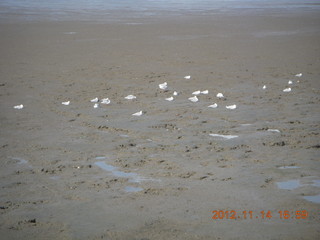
0;5;320;240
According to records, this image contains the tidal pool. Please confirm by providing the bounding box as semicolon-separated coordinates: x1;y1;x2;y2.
94;161;158;183
276;180;302;190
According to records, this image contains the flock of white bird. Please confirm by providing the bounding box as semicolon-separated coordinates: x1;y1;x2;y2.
13;73;302;121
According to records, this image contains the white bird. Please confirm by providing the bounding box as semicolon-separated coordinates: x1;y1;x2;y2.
132;111;143;116
62;101;70;105
201;90;209;94
159;82;168;90
208;103;218;108
295;73;302;77
226;104;237;110
124;95;136;100
101;98;111;104
262;85;267;90
283;88;291;92
173;91;178;96
192;90;201;95
93;103;99;108
165;96;174;101
188;96;199;102
216;93;224;98
288;80;293;85
90;97;99;103
184;75;191;79
13;104;23;109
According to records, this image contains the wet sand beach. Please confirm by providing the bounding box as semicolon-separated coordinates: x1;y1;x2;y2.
0;2;320;239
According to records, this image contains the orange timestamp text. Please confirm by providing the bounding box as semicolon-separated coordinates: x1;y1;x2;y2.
211;210;309;220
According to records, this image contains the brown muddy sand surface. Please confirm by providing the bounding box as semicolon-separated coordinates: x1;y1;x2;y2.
0;8;320;240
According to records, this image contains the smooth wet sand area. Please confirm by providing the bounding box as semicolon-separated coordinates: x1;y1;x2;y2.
0;8;320;240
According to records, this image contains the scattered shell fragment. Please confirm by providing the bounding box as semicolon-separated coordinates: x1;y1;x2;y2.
283;88;291;92
101;98;111;104
226;104;237;110
132;111;143;116
216;93;224;98
188;96;198;102
124;95;136;100
159;82;168;90
90;97;99;103
173;91;178;96
93;103;99;108
62;101;70;105
288;80;293;85
201;90;209;94
295;73;302;77
184;76;191;79
13;104;24;109
192;90;201;95
208;103;218;108
165;96;174;101
262;85;267;90
209;134;238;139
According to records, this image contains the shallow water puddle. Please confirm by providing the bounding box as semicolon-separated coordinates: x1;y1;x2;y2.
276;179;320;190
303;194;320;204
240;123;252;126
49;176;61;180
276;180;302;190
119;134;129;138
311;180;320;187
124;186;143;193
276;178;320;203
95;161;121;173
10;157;28;164
278;166;300;169
254;30;300;38
94;161;158;183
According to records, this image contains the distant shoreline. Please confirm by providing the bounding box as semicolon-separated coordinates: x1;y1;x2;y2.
1;0;320;23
